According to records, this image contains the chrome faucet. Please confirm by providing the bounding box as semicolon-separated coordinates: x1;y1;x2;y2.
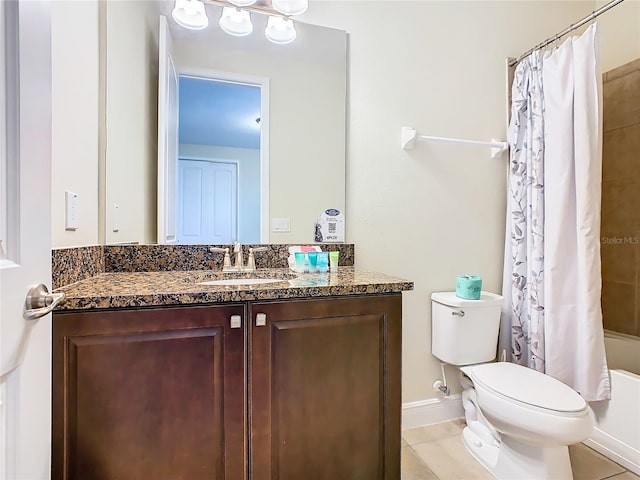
232;241;244;270
210;242;243;272
233;242;269;271
209;243;268;272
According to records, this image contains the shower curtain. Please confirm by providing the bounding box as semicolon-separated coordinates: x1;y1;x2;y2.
500;51;546;373
501;24;610;401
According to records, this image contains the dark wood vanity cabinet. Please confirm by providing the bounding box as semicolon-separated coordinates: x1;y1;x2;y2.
53;294;402;480
249;295;402;480
52;304;247;480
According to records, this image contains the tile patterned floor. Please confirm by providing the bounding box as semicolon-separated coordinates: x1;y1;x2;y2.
402;420;640;480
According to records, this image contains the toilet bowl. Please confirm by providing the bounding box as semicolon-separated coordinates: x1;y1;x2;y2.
431;292;594;480
461;362;593;446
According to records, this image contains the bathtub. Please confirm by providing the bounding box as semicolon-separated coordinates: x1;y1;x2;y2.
584;331;640;475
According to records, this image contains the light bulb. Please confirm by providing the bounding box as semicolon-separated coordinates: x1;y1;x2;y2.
219;7;253;37
228;0;257;6
272;0;308;16
265;16;296;44
172;0;209;30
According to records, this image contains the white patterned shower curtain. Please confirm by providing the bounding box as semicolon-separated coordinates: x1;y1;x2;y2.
499;50;546;373
500;25;610;401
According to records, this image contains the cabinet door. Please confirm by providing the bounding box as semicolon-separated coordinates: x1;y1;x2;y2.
249;295;402;480
53;305;247;480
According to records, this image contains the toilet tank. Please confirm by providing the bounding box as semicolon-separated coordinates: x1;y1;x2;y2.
431;291;504;366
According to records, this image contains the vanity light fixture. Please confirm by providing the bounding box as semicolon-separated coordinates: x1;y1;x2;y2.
171;0;305;44
272;0;308;16
219;6;253;37
264;16;296;44
171;0;209;30
227;0;257;6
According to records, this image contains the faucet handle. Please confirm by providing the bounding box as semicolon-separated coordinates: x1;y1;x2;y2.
209;247;231;270
246;247;269;271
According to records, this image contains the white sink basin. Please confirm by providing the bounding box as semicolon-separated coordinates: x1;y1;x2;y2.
198;277;291;286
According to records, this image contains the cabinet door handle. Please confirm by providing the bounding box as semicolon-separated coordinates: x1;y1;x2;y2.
256;313;267;327
230;315;242;328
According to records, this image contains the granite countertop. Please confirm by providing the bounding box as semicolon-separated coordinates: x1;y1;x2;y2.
54;267;414;311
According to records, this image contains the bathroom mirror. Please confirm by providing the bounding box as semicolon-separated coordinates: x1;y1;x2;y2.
102;0;347;245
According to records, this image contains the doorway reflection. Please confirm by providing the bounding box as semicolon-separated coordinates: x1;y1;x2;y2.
177;76;262;244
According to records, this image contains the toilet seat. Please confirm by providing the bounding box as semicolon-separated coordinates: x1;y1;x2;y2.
460;362;593;447
460;362;587;414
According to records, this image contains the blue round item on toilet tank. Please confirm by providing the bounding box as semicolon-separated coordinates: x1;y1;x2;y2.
456;275;483;300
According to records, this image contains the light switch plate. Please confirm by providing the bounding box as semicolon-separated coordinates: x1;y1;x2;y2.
65;191;78;231
112;204;120;232
271;218;291;232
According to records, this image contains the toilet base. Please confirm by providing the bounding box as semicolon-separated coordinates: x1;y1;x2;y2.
462;424;574;480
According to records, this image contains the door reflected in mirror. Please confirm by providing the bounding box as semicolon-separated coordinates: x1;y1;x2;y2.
177;75;263;244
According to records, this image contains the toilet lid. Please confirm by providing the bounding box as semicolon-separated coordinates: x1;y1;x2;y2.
460;362;587;413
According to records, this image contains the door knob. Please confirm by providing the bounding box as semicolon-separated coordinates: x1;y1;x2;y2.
23;284;66;320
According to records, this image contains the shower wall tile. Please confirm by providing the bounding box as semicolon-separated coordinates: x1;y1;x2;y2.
602;124;640;181
601;281;636;336
603;58;640;83
603;71;640;131
636;283;640;337
601;58;640;339
601;241;637;285
601;177;639;235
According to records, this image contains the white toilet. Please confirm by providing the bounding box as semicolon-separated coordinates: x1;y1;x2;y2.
431;291;594;480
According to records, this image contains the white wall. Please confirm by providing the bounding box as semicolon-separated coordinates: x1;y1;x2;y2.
103;1;159;245
51;1;99;248
303;1;595;404
179;144;261;243
597;0;640;72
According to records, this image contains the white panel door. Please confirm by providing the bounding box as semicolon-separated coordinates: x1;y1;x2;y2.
0;2;53;479
157;15;178;244
211;162;237;244
177;160;237;244
177;160;206;243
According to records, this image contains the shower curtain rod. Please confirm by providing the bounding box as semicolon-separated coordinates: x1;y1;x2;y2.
508;0;626;67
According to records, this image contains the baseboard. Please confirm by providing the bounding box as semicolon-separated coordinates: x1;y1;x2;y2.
585;429;640;476
402;394;464;431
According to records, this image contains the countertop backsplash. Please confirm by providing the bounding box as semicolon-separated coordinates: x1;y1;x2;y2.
52;245;105;289
52;244;355;290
